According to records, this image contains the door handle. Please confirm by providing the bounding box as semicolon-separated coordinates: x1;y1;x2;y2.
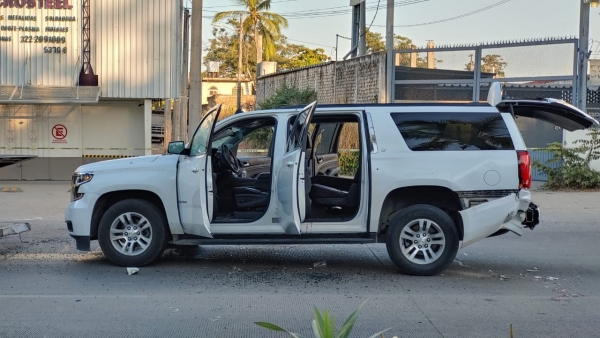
192;168;199;173
317;156;324;163
286;161;294;167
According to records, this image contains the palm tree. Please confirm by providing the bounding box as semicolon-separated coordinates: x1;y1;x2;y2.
213;0;288;64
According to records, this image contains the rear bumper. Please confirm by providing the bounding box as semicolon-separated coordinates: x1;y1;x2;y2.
460;190;539;248
522;202;540;230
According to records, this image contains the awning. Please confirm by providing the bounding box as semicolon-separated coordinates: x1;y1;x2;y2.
0;85;101;104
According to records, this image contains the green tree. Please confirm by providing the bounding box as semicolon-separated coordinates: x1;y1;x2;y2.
365;30;385;53
204;20;254;78
213;0;289;63
204;25;329;77
287;46;330;68
465;54;508;77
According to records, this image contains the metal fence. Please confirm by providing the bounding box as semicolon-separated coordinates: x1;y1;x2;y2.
392;37;578;103
529;148;563;182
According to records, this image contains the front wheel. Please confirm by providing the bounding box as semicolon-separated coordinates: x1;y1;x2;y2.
98;199;168;267
386;204;459;276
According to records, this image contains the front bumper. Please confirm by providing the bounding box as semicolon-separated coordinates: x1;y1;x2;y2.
65;192;99;251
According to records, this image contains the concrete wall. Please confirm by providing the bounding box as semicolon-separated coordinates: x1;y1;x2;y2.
0;100;147;180
256;53;386;106
81;101;145;157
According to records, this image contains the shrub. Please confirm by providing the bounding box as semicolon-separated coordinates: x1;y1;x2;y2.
533;128;600;190
259;85;317;110
339;151;359;177
255;300;397;338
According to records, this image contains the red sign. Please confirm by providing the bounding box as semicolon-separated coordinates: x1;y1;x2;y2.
52;124;67;139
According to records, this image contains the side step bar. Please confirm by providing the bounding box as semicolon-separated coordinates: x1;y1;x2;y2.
171;234;377;246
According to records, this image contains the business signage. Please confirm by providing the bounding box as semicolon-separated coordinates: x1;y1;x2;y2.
0;0;79;86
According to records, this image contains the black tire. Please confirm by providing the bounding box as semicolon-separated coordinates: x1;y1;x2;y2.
98;199;168;267
386;204;459;276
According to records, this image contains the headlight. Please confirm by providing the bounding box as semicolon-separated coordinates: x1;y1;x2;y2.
71;172;94;201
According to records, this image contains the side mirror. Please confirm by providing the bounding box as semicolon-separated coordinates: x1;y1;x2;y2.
167;141;185;154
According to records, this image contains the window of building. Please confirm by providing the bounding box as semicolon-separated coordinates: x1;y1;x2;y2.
209;86;218;96
232;86;239;95
391;112;514;151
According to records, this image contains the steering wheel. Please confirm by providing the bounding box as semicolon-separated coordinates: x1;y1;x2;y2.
218;143;240;174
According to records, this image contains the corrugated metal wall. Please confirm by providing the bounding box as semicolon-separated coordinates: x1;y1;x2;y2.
0;0;82;87
1;0;181;99
91;0;181;99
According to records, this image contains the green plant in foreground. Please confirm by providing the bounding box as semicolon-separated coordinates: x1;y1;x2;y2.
255;300;397;338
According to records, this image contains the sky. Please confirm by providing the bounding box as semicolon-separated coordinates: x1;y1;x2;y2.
196;0;600;70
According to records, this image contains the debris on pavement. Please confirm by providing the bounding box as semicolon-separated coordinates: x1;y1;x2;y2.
127;267;139;275
499;275;511;281
313;261;327;268
547;276;559;281
527;267;539;272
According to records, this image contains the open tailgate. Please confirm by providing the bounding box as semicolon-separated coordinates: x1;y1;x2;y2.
487;82;599;131
497;98;599;131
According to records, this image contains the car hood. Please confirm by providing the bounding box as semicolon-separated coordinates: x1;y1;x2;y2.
74;154;179;174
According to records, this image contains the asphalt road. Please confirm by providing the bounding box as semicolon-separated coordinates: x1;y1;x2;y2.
0;182;598;338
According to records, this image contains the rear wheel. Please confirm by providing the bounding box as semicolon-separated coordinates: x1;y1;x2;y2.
98;199;168;267
386;204;459;276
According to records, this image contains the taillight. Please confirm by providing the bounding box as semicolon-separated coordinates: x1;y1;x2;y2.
517;150;531;189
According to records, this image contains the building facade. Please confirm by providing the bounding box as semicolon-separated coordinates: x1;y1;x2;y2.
1;0;182;180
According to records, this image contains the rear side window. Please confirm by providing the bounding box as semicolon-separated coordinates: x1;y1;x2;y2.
391;112;514;151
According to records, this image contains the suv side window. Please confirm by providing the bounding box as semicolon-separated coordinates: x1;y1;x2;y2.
189;111;217;156
313;123;338;155
237;126;275;157
391;112;514;151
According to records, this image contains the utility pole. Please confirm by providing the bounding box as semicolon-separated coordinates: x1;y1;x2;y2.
236;13;243;113
359;0;366;56
188;0;203;137
180;8;191;142
385;0;394;103
578;0;591;111
163;99;172;153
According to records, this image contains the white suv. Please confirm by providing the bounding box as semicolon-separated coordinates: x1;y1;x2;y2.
65;83;598;276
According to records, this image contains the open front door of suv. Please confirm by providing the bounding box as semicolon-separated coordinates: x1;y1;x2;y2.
177;104;222;238
276;101;317;235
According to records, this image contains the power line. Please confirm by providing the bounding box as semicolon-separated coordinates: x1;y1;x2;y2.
203;0;427;19
204;0;298;9
361;0;381;38
282;0;427;19
371;0;511;28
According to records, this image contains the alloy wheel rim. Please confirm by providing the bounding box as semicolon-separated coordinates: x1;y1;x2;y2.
399;218;446;265
109;212;152;256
